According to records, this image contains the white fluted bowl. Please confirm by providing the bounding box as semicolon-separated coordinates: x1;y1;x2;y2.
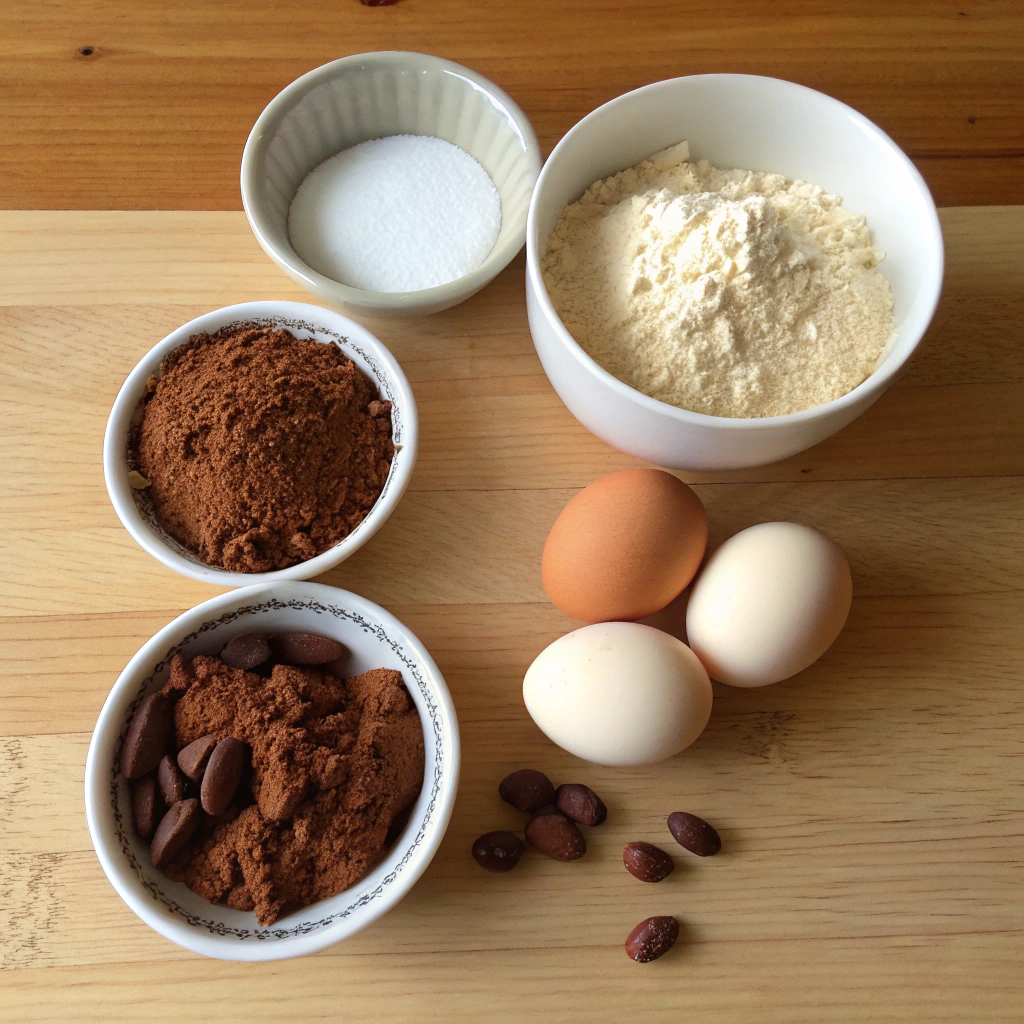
242;52;541;317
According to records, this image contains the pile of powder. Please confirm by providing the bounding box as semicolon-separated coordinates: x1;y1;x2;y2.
541;142;896;418
160;654;425;926
132;324;394;573
288;134;502;292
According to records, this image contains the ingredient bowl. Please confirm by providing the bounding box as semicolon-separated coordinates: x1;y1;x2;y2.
526;74;944;470
242;51;541;317
84;581;460;961
103;300;417;586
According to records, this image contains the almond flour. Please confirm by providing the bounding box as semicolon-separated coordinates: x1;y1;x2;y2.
541;142;896;418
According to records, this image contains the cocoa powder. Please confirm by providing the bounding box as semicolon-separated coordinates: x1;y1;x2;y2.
132;323;394;573
158;654;424;926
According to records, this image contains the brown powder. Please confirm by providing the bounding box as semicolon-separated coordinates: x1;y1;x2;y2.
132;324;395;573
159;655;424;926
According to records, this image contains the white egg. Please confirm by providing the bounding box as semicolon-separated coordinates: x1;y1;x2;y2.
522;622;713;767
686;522;852;688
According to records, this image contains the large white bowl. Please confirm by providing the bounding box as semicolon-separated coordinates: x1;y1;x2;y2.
103;300;417;586
242;51;541;317
526;74;944;470
84;581;460;961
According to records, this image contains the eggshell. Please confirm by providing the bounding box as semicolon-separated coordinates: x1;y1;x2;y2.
542;469;708;623
523;621;713;767
686;522;852;688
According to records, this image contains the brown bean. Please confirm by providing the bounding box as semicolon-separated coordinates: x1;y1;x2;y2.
201;737;247;816
150;798;202;869
667;811;721;857
555;783;607;826
525;813;586;861
271;633;347;666
623;841;675;882
157;754;186;805
499;769;555;813
120;693;173;779
625;916;680;962
471;831;525;872
177;734;217;783
219;634;271;671
131;775;159;840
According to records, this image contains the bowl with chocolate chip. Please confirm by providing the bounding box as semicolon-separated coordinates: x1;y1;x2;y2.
84;581;460;960
103;300;417;585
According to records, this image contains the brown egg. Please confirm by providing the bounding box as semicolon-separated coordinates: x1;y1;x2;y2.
542;469;708;623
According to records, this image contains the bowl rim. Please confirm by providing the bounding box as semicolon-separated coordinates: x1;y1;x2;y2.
525;72;945;431
102;300;418;586
83;580;461;961
241;50;542;313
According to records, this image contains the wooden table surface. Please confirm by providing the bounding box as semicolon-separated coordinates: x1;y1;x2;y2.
1;3;1023;1022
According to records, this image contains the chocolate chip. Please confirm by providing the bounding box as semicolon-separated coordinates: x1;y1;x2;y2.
157;754;186;805
623;841;675;882
525;812;586;861
555;783;607;826
219;634;271;671
150;798;202;868
131;775;159;839
177;734;217;782
625;916;679;962
472;831;525;872
667;811;721;857
271;633;347;665
119;693;173;779
201;737;247;816
499;769;555;813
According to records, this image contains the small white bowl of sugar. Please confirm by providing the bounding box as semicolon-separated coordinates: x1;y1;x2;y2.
242;52;541;318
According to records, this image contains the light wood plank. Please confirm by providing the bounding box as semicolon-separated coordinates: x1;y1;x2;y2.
0;206;1021;1020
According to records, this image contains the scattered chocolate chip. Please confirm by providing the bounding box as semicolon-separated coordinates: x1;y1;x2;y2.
625;915;679;962
201;737;247;816
623;841;675;882
150;798;202;869
120;693;173;779
157;754;186;805
667;811;721;857
271;633;347;665
177;734;217;783
555;783;607;826
219;634;271;671
525;812;586;861
499;769;555;813
472;831;525;872
131;775;159;840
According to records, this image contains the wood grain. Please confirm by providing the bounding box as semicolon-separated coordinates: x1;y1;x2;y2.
1;0;1023;210
0;207;1022;1020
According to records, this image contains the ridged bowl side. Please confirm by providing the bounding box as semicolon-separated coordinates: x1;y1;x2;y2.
243;53;541;316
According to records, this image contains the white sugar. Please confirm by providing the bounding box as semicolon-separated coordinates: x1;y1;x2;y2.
287;134;502;293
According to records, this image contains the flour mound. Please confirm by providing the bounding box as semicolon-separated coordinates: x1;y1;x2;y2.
541;142;896;418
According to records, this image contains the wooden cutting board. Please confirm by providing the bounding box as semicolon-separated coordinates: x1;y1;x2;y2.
0;208;1022;1022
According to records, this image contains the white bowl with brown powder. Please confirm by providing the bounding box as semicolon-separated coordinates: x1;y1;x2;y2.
103;301;418;586
84;580;460;961
526;75;944;470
